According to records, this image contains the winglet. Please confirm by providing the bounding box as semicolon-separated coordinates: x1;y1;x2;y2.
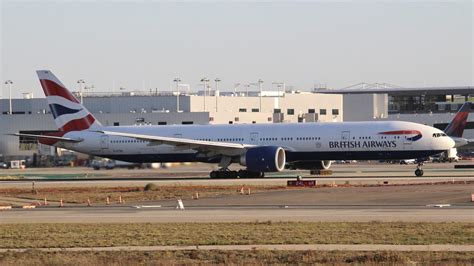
444;102;472;138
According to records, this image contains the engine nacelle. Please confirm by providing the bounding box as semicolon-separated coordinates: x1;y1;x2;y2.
240;146;286;172
289;160;332;170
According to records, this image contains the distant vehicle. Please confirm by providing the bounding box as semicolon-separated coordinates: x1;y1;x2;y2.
91;159;141;170
432;149;459;163
10;71;472;177
445;148;459;162
0;162;8;169
400;159;416;165
10;160;26;169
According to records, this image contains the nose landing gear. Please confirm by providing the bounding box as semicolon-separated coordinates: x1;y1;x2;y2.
415;163;424;177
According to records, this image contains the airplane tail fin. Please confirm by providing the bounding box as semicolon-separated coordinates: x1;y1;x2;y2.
36;70;102;132
443;102;472;138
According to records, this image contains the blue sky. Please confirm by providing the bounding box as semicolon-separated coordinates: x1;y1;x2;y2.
1;1;472;98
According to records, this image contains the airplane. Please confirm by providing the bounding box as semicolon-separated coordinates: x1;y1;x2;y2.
11;70;472;178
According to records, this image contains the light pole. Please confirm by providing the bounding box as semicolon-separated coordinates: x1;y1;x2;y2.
233;83;241;95
272;82;285;109
200;77;209;111
77;79;85;104
258;79;263;112
214;78;220;112
173;77;181;112
4;80;13;115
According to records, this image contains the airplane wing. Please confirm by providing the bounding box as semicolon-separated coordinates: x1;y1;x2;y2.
451;137;474;148
8;133;83;143
97;130;255;153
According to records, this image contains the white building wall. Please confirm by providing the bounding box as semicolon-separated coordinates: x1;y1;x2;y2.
343;94;388;121
189;92;343;123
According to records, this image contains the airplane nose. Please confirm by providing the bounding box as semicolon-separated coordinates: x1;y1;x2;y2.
447;137;456;149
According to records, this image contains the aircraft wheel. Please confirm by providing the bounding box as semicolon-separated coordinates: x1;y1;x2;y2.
238;170;248;178
415;169;424;177
210;171;217;179
229;171;238;179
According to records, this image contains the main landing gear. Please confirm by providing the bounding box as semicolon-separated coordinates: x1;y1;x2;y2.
210;156;264;179
209;170;264;179
415;163;424;177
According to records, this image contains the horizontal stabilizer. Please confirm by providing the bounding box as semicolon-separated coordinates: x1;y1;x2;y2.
8;133;83;142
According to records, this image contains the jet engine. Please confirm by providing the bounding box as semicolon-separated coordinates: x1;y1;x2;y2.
240;146;286;172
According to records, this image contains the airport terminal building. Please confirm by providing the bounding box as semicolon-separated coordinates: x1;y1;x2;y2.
0;85;472;161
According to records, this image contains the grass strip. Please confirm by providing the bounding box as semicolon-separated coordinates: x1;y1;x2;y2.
0;185;284;204
1;222;472;248
0;250;473;265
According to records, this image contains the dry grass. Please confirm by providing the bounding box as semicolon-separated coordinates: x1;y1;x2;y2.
0;250;473;265
0;176;23;180
0;185;285;204
0;222;472;249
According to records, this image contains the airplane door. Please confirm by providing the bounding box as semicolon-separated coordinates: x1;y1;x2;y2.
341;131;350;141
249;132;259;144
100;135;109;149
403;137;413;150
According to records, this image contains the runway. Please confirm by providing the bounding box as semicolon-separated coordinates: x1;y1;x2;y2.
2;205;473;223
1;163;474;188
2;183;474;223
1;163;473;223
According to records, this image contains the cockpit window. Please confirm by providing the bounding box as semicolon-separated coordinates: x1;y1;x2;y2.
433;133;448;138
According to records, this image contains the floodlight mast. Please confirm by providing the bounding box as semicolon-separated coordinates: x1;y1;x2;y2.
4;80;13;115
173;77;182;112
77;79;85;104
200;77;209;111
214;78;221;112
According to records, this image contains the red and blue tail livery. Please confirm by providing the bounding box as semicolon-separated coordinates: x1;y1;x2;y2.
37;70;101;132
444;102;472;138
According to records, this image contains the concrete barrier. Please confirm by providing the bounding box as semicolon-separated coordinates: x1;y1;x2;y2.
0;206;12;210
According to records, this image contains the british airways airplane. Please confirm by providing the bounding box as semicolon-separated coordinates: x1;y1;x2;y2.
12;71;472;178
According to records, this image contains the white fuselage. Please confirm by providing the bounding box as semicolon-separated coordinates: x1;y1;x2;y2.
55;121;454;163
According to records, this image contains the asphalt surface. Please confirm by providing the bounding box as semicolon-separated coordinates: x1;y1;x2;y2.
1;163;474;188
1;163;473;223
2;183;473;223
1;206;473;223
